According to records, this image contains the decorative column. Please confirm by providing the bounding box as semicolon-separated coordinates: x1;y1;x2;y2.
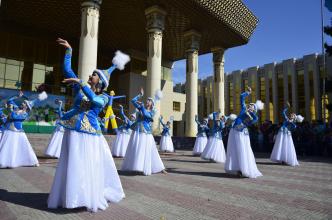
145;6;166;133
212;47;225;114
312;55;321;120
78;0;102;83
225;75;230;115
184;30;201;137
283;59;298;113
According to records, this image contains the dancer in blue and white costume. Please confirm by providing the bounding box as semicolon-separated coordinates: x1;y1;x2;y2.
0;91;47;168
225;87;263;178
270;105;303;166
201;112;226;163
44;100;64;158
193;115;209;156
159;116;174;153
122;88;166;175
48;38;129;212
0;107;7;142
111;105;136;157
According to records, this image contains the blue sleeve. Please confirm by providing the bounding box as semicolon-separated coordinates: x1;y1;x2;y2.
131;94;143;110
159;118;166;127
80;83;107;107
282;108;288;121
120;106;129;122
213;112;218;127
290;122;296;130
61;109;76;120
57;103;63;118
250;113;258;124
63;49;77;79
113;95;126;100
195;115;200;125
240;92;250;111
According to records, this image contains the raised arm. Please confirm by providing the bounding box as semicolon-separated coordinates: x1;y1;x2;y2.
159;117;166;127
119;105;129;123
282;108;288;121
250;113;258;125
195;115;200;125
240;92;250;111
113;95;126;100
131;93;143;110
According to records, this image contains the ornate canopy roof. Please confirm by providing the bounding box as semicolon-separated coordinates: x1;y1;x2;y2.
0;0;258;61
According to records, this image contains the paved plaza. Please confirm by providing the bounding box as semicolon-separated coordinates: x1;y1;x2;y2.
0;140;331;220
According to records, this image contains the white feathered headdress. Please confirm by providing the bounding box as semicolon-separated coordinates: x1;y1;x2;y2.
295;115;304;123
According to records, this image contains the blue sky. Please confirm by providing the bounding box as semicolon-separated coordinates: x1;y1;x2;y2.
172;0;328;84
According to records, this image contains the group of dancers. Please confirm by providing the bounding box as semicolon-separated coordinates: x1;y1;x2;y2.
193;87;303;177
0;38;304;212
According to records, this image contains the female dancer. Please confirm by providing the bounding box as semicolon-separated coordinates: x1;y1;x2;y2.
121;88;166;175
270;105;303;166
201;112;226;163
192;115;209;156
0;91;47;168
44;100;64;158
159;116;174;153
47;38;128;212
111;105;136;157
225;87;263;178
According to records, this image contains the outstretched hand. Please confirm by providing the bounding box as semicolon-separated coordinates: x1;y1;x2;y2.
62;78;80;84
56;38;72;49
247;86;252;94
139;87;144;96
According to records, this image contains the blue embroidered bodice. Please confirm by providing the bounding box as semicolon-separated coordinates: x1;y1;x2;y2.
5;110;29;132
130;94;154;134
232;92;258;133
58;49;109;135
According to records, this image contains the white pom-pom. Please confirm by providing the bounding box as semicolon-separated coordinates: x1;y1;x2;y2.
255;100;264;111
154;89;163;101
295;115;304;123
112;50;130;70
229;114;237;121
38;91;48;101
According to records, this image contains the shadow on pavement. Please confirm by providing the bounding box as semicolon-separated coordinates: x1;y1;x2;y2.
0;189;85;214
166;168;244;179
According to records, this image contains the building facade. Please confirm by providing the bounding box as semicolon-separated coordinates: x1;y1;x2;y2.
195;53;331;124
0;0;258;136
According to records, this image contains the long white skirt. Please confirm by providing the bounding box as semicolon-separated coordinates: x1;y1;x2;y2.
0;130;39;168
159;135;174;152
225;129;262;178
193;136;208;155
112;132;130;157
47;129;125;212
121;131;165;176
270;131;299;166
201;137;226;163
44;130;64;158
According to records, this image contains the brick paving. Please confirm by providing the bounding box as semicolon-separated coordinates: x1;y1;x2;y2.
0;135;331;220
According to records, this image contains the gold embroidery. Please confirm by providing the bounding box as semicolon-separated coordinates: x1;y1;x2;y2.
80;114;97;133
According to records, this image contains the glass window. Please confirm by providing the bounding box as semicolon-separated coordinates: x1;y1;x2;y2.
5;64;20;89
173;101;181;112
